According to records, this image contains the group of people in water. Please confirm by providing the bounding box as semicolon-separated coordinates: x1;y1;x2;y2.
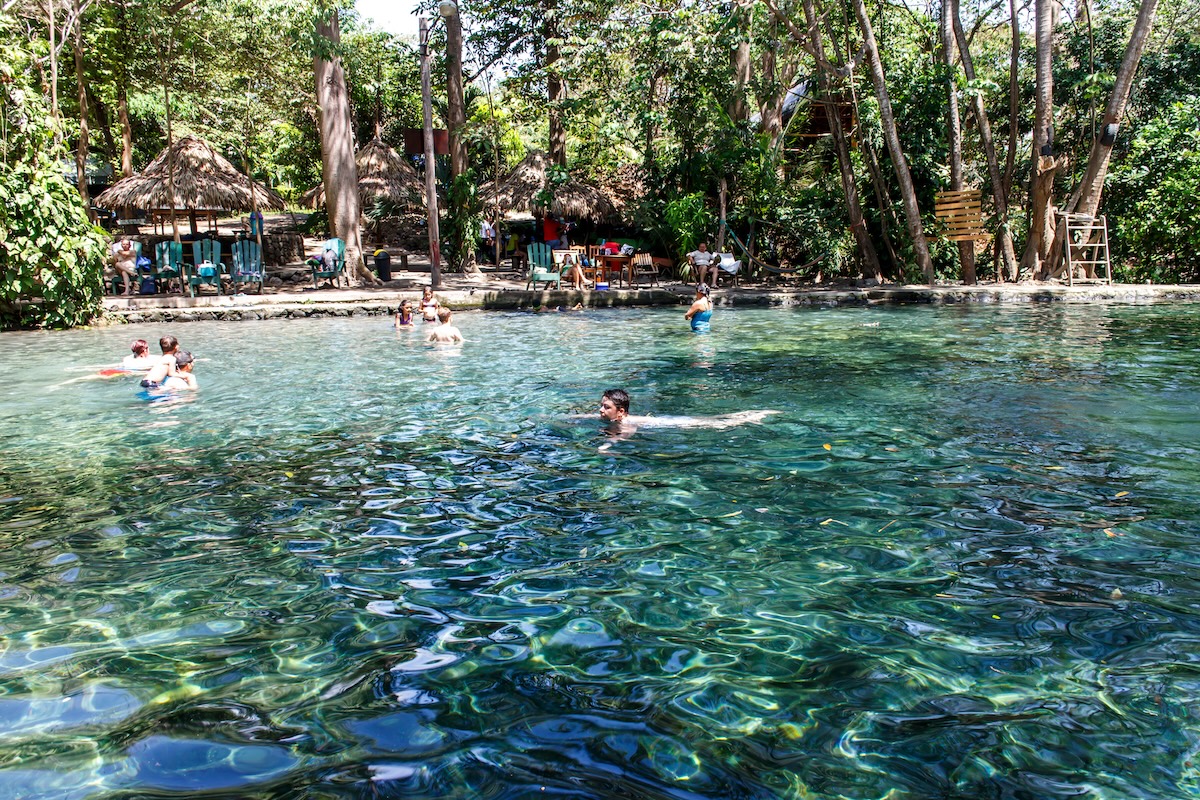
393;286;464;344
95;335;198;392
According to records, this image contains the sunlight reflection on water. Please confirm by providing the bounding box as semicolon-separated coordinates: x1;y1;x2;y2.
1;304;1199;798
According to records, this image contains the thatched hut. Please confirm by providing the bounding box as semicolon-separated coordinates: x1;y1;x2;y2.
94;135;283;235
481;150;615;222
302;138;424;210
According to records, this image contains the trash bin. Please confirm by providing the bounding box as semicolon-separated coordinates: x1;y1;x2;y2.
373;249;392;282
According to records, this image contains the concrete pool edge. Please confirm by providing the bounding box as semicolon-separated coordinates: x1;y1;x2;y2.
98;282;1200;324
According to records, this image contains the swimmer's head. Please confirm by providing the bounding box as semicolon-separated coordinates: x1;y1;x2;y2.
437;307;452;324
422;287;433;299
159;335;178;354
131;339;149;356
174;350;194;370
695;283;711;298
600;388;630;424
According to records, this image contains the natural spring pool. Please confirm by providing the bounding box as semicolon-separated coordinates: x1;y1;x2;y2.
1;303;1199;799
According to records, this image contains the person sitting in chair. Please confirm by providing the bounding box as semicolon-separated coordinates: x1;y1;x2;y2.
686;242;718;286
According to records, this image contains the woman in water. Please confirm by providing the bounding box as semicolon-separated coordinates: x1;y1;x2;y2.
684;283;713;333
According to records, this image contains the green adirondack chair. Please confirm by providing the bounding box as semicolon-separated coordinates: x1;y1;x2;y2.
525;242;561;290
311;238;347;289
154;241;183;293
186;239;225;297
230;239;265;294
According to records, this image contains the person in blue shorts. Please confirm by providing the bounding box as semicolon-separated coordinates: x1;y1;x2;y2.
684;283;713;333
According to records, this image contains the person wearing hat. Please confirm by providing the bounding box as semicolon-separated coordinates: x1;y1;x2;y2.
684;283;713;333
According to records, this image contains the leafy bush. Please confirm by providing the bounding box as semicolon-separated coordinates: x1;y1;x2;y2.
663;193;716;258
1;30;107;330
1107;97;1200;282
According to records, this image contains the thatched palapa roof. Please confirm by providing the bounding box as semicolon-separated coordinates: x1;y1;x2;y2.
302;138;424;210
481;150;615;222
95;135;284;211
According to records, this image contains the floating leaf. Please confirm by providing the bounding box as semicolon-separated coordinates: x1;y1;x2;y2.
991;615;1001;619
284;471;294;478
1115;491;1130;498
1047;466;1064;471
823;443;832;451
1104;528;1116;537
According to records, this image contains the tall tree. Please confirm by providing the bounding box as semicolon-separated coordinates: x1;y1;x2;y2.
544;0;567;167
940;0;975;283
314;8;371;284
72;0;91;216
1067;0;1160;218
852;0;934;283
950;0;1018;280
1023;0;1059;277
798;0;883;279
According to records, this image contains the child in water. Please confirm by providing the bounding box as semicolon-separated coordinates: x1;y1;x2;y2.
394;301;415;328
158;350;198;391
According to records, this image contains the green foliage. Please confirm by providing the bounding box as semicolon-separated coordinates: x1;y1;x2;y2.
1107;97;1200;282
662;193;715;258
445;171;481;272
1;19;107;330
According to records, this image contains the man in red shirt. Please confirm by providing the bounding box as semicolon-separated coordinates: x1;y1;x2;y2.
543;216;564;249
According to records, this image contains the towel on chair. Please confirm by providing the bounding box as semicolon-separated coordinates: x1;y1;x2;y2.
717;254;741;274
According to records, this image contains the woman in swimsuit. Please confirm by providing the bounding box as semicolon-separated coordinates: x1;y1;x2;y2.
419;287;439;322
684;283;713;333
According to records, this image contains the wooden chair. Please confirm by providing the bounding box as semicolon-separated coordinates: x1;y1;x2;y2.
230;239;265;294
154;240;183;293
584;245;604;284
526;243;561;290
631;252;660;287
311;238;347;289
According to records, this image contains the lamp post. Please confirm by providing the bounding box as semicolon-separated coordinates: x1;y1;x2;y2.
420;0;458;290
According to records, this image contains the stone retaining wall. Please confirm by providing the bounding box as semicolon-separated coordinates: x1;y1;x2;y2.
99;284;1200;325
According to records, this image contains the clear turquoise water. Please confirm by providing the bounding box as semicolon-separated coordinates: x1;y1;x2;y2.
2;304;1200;799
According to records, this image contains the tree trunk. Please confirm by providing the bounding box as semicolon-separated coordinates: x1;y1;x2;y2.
852;0;934;284
314;9;372;284
1022;0;1058;278
1069;0;1159;218
544;0;567;167
420;17;443;289
801;0;882;280
1002;0;1020;206
86;84;118;165
940;0;975;283
951;0;1018;280
444;7;477;274
727;3;751;124
48;0;60;143
72;0;91;217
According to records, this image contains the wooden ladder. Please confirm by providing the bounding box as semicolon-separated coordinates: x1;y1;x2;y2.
1058;213;1112;285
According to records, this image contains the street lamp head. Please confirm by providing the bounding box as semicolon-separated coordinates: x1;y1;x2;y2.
438;0;457;17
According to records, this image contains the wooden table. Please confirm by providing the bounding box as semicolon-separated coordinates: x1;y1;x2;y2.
596;254;632;287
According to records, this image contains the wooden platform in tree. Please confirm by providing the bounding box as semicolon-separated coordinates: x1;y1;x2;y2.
934;189;988;242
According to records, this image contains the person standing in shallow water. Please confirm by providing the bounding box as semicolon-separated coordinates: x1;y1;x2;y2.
419;287;439;322
685;283;713;333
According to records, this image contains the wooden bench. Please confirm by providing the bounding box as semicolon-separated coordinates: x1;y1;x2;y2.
934;189;988;241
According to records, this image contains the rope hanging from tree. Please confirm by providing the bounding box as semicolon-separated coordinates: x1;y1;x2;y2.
719;219;822;275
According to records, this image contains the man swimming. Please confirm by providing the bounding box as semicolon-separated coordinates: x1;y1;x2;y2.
597;388;778;439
